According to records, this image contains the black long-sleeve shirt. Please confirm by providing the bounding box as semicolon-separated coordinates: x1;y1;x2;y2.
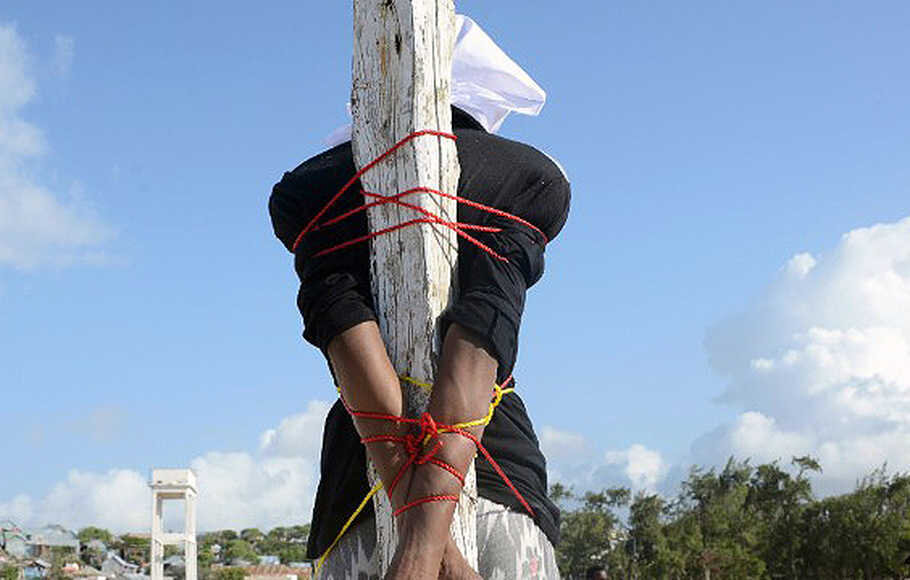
269;108;570;558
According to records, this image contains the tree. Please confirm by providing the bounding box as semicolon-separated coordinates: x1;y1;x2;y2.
0;565;18;580
239;529;262;546
800;467;910;579
287;525;309;545
118;535;150;566
277;545;307;565
77;527;113;545
627;492;686;578
746;456;819;579
681;458;765;579
224;540;257;565
551;459;910;579
551;484;628;577
212;568;245;580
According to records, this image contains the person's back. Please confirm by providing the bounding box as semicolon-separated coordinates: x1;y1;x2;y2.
269;107;568;567
268;14;570;579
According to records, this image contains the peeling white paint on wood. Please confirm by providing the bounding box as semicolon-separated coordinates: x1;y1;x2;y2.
352;0;478;574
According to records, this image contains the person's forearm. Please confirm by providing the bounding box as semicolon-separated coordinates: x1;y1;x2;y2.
391;323;497;579
328;321;495;580
327;321;414;508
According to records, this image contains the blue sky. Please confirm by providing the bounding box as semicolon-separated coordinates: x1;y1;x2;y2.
2;1;909;530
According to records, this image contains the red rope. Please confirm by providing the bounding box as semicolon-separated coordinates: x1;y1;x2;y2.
394;495;461;517
292;130;548;261
291;130;456;253
340;378;536;519
310;130;542;520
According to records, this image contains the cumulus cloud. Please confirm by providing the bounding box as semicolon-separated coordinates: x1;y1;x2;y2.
699;216;910;494
0;23;112;269
0;401;332;531
604;444;667;491
540;426;588;461
540;424;668;494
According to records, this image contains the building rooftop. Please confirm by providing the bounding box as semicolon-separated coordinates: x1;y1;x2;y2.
149;469;197;491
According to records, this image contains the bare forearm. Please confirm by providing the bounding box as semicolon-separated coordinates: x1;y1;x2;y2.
327;322;413;508
327;322;495;579
392;324;497;579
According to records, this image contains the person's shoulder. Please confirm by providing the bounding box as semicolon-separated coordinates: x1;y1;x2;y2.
268;142;355;252
460;130;571;240
284;141;355;184
462;129;570;188
270;142;355;217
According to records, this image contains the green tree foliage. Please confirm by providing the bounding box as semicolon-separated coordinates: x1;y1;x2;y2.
550;484;628;577
117;535;150;566
801;468;910;579
212;568;246;580
0;565;18;580
79;527;112;568
77;527;113;545
552;457;910;579
224;540;258;565
240;529;263;545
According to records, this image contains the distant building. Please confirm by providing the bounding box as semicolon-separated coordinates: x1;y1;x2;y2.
65;564;105;580
28;526;80;560
162;555;184;572
3;534;30;559
85;540;108;553
236;565;311;580
23;559;51;579
287;563;310;570
257;556;279;566
101;552;139;577
1;520;30;559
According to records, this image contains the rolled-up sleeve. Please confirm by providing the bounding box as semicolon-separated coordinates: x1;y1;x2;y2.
270;162;377;353
295;250;376;351
442;168;570;380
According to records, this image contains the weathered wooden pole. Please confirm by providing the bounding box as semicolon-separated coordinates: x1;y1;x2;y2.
352;0;477;574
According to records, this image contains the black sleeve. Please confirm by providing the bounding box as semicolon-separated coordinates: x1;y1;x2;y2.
442;175;570;381
294;251;377;352
270;162;377;353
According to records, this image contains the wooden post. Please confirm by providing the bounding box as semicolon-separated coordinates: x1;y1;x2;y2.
352;0;477;575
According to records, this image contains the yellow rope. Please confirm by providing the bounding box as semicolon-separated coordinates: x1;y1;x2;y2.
314;480;384;576
399;374;433;392
315;376;511;577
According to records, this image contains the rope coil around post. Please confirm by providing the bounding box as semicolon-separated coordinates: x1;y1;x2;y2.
299;130;545;576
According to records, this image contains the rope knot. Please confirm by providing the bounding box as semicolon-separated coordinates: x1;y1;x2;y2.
404;411;443;465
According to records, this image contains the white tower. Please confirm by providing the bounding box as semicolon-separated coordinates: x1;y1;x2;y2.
150;468;198;580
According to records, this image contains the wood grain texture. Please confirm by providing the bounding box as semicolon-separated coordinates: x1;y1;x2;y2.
352;0;478;574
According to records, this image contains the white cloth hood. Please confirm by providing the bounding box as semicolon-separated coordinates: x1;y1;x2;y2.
323;15;547;147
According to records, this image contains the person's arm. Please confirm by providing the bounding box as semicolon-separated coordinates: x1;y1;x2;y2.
326;321;413;510
388;323;497;579
327;321;491;580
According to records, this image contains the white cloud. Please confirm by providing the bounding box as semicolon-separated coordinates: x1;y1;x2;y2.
699;216;910;494
604;444;667;491
0;401;332;531
259;400;332;459
539;424;668;494
0;23;112;269
540;426;588;461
